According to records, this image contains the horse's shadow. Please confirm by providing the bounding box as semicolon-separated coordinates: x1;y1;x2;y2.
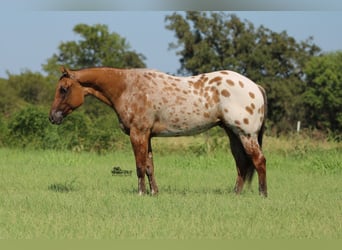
122;185;253;196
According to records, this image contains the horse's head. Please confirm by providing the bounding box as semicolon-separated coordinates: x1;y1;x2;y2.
49;67;85;125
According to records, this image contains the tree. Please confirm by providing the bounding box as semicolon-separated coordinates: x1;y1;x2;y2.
303;52;342;133
6;71;54;105
165;11;321;133
43;23;146;78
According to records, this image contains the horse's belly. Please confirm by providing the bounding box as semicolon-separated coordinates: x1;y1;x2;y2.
151;113;220;137
152;123;218;137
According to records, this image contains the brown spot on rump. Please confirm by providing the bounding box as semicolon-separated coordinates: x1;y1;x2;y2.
221;89;230;97
204;112;210;118
226;79;235;86
209;76;222;85
243;118;249;124
258;105;264;114
144;74;152;80
249;92;255;99
245;106;253;115
162;86;173;92
162;97;168;104
260;104;265;114
199;73;207;80
172;117;180;123
224;108;228;113
220;71;229;75
212;88;220;104
176;96;187;104
239;81;245;88
148;72;157;78
193;78;206;89
251;103;255;109
234;120;241;125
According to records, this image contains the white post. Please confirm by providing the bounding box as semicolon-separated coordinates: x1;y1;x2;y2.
297;121;301;133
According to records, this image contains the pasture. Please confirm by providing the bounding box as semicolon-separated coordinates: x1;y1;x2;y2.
0;135;341;239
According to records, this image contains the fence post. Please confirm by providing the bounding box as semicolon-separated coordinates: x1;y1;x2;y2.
297;121;301;133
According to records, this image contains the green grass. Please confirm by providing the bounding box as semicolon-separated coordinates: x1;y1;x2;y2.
0;136;341;239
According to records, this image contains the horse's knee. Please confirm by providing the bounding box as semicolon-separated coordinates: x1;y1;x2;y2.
136;165;146;177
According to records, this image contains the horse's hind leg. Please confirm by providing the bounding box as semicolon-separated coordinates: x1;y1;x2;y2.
224;127;255;194
240;135;267;197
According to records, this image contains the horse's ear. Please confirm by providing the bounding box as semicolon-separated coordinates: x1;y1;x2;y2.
60;66;71;77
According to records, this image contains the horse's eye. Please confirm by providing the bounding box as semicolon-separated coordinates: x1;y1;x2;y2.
60;86;68;95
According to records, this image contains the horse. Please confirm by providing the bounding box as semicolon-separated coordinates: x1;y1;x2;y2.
49;66;268;197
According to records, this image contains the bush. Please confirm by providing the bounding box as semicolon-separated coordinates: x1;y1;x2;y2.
0;116;8;146
8;106;51;149
55;112;91;151
5;106;129;152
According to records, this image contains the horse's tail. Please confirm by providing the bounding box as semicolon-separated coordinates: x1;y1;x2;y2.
257;85;267;148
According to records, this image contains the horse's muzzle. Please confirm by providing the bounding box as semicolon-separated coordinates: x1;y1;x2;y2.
49;110;64;125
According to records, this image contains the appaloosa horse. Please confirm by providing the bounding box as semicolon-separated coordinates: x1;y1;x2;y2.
49;67;268;197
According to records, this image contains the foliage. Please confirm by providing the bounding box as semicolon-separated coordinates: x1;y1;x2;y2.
165;11;321;133
2;105;129;152
0;115;7;146
303;51;342;133
43;23;146;79
0;76;26;116
7;106;52;149
6;71;55;105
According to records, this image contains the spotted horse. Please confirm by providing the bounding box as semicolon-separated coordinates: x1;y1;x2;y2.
49;67;268;197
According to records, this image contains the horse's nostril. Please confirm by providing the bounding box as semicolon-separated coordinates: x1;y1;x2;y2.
49;110;64;125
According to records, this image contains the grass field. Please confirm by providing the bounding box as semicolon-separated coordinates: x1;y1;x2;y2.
0;135;341;239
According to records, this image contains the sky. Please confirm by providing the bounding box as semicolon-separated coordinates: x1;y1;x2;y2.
0;10;341;78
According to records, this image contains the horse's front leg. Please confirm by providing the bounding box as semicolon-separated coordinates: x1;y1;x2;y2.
130;128;158;195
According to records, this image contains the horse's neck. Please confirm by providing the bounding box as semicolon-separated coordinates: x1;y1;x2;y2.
74;68;127;107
